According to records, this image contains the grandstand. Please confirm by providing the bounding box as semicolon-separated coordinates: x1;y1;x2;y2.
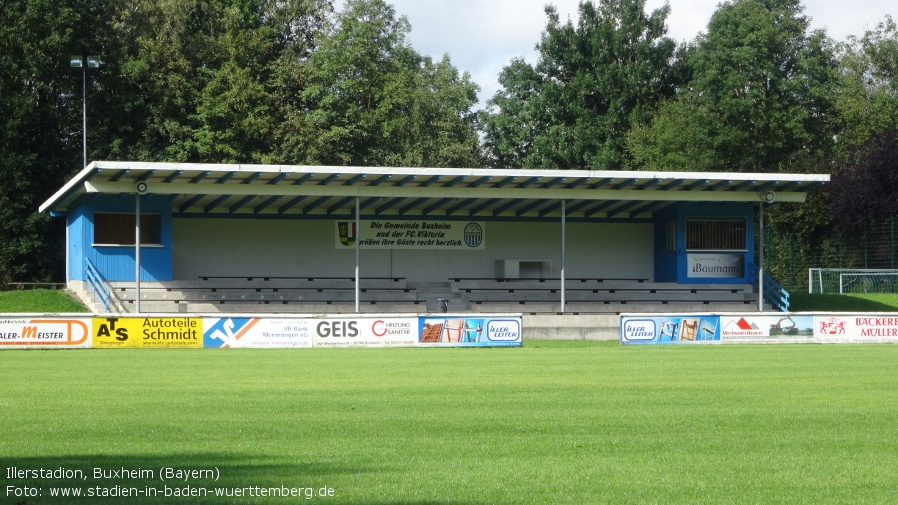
75;276;763;315
41;162;827;320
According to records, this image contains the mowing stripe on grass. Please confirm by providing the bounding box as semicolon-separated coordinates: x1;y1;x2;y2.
1;343;897;504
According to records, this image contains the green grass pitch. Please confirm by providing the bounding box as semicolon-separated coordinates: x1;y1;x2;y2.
2;341;897;504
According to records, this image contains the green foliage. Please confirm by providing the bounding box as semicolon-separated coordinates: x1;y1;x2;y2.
1;0;484;282
0;0;102;284
483;0;677;169
629;0;839;172
297;0;480;167
834;16;898;146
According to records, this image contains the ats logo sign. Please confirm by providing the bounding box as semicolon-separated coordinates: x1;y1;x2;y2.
93;317;202;348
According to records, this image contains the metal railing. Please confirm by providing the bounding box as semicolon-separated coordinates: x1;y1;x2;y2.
84;258;125;313
750;263;790;312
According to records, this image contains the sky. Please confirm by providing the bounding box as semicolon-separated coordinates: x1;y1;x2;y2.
333;0;894;107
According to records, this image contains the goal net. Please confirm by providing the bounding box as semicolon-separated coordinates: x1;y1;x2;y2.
808;268;898;294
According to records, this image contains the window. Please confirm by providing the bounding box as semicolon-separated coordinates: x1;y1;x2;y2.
94;213;162;246
685;217;746;251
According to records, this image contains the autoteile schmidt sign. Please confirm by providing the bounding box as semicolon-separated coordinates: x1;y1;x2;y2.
335;220;485;250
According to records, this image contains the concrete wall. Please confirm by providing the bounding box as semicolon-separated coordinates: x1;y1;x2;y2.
172;218;654;282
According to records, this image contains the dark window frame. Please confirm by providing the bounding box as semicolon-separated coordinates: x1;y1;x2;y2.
93;213;162;246
685;217;747;252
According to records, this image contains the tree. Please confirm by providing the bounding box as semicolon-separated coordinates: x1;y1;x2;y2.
296;0;480;167
825;17;898;238
829;130;898;235
0;0;115;284
834;16;898;148
628;0;838;173
103;0;332;163
482;0;677;169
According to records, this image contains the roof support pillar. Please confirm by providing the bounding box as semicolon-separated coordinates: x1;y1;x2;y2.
561;199;566;314
758;202;764;312
135;193;141;314
355;197;360;313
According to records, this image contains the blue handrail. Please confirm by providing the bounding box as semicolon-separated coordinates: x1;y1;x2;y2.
750;263;790;312
84;258;124;313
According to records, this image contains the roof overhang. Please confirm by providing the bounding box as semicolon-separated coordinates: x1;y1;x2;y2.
40;161;829;220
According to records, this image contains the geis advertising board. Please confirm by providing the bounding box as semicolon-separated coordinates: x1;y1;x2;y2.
312;317;419;347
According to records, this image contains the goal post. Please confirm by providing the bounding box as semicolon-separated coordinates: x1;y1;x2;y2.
808;268;898;294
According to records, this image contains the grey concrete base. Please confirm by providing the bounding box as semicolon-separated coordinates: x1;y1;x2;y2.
523;314;620;340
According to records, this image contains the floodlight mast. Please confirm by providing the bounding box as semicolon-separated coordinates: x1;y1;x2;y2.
70;55;102;168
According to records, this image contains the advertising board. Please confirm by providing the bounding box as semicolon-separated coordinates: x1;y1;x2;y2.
622;313;898;344
687;253;744;278
92;317;203;348
620;315;720;344
815;315;898;343
0;317;90;348
311;317;419;347
203;318;313;348
719;314;814;343
418;316;522;346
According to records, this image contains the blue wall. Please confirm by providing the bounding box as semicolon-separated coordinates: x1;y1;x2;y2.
68;194;173;282
654;203;756;284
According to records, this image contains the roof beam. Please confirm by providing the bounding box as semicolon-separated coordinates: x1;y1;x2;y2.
301;195;332;214
254;195;282;214
539;201;563;217
399;197;432;214
419;175;442;187
661;179;686;190
204;195;231;213
266;172;289;185
468;198;499;215
229;195;256;213
343;174;366;186
277;195;308;214
607;199;656;218
491;199;521;216
516;199;548;216
585;200;624;218
87;180;812;204
137;170;156;182
163;170;184;183
327;196;357;215
376;196;407;213
189;171;210;184
109;169;130;182
179;194;206;213
215;171;237;184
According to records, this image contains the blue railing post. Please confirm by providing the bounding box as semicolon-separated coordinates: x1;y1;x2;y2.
750;263;790;312
84;258;124;313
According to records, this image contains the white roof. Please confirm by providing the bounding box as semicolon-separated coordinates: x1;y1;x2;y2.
40;161;829;219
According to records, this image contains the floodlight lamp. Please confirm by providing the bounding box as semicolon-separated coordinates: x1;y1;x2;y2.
70;55;83;68
86;56;102;68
